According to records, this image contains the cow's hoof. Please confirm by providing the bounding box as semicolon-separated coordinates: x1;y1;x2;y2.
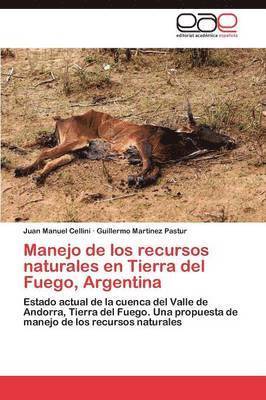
32;175;45;186
226;140;236;150
135;176;145;188
14;167;25;177
127;175;136;187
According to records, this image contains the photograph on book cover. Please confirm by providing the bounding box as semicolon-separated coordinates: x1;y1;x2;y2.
0;7;265;381
1;48;265;222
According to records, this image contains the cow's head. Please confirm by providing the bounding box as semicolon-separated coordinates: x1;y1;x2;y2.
187;100;236;150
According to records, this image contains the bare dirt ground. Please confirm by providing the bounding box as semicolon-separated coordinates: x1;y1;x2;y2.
1;48;265;222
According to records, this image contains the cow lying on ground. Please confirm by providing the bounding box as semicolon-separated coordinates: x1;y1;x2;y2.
15;104;236;187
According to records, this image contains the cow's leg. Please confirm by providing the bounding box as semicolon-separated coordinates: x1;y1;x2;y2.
15;140;86;177
32;154;76;186
128;141;160;188
133;165;160;188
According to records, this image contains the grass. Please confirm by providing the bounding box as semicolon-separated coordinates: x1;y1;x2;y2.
1;154;11;169
1;48;266;222
13;130;40;147
201;96;265;144
62;57;71;96
84;55;96;64
1;48;15;58
74;68;112;90
62;172;75;186
202;100;238;130
64;201;79;222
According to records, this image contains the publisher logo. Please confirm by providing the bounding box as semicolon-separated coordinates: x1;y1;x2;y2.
176;13;238;38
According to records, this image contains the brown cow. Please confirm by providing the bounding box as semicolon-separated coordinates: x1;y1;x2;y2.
15;104;236;188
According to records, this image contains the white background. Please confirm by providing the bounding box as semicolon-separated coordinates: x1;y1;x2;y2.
0;9;265;48
0;223;265;375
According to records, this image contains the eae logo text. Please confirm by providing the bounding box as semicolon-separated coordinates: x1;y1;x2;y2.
176;13;238;37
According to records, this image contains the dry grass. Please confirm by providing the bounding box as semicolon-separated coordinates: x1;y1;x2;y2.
1;48;266;222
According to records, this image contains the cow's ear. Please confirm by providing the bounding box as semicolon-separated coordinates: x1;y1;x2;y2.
187;99;197;128
53;116;61;121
